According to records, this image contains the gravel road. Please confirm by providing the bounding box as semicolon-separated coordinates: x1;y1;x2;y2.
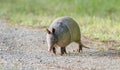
0;20;120;70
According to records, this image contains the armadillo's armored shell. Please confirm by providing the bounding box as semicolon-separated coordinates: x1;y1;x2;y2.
48;16;81;47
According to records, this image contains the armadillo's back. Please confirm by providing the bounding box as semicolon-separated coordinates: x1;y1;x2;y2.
54;17;81;42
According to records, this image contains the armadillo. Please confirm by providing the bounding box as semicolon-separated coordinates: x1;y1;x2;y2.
46;16;87;55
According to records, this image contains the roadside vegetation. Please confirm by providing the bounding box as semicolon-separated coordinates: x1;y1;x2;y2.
0;0;120;42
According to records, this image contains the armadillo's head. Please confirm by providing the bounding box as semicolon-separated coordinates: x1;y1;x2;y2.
46;28;56;52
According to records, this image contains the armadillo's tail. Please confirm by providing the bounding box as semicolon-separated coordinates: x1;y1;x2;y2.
78;43;90;52
81;43;90;49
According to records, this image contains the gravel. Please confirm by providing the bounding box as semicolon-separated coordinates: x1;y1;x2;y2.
0;20;120;70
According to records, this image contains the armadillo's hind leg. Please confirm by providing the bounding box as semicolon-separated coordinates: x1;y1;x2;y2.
78;43;82;52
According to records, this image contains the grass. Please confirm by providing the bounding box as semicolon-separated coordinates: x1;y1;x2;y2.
0;0;120;42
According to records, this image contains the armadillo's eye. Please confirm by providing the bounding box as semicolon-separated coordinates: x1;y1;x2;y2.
54;37;57;43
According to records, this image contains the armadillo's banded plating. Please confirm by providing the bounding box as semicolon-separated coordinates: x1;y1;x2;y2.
46;16;84;55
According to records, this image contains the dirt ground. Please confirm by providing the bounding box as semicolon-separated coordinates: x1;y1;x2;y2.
0;20;120;70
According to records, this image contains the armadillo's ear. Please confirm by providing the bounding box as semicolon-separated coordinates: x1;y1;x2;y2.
46;29;51;34
52;28;55;34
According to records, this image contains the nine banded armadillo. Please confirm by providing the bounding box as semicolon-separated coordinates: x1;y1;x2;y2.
46;16;87;55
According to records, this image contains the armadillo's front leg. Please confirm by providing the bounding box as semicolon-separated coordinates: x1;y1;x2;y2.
53;47;56;54
61;47;64;55
63;47;67;54
61;47;67;55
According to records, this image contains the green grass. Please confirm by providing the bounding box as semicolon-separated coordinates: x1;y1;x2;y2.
0;0;120;41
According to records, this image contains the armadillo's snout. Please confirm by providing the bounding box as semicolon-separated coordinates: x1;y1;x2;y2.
48;47;52;52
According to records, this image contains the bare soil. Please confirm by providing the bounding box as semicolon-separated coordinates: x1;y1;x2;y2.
0;20;120;70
